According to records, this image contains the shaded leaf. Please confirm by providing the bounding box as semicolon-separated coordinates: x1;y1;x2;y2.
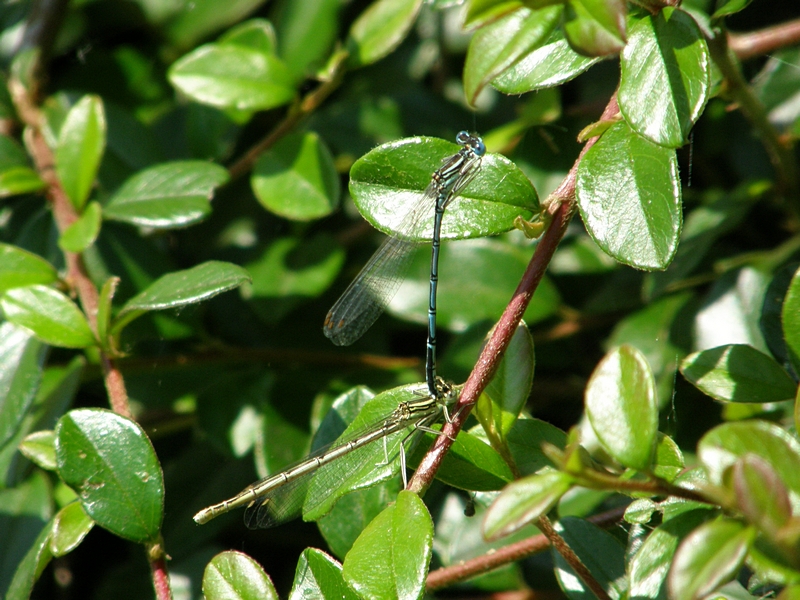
50;502;94;557
202;550;278;600
346;0;423;68
289;548;358;600
59;201;102;253
56;95;106;211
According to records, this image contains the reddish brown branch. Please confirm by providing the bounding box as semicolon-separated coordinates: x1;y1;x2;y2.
426;507;626;591
729;18;800;61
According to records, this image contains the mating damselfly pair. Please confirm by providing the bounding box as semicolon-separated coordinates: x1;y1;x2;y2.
193;132;485;529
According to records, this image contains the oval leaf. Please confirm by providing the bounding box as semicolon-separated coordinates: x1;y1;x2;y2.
732;454;792;536
55;409;164;543
346;0;423;68
0;135;44;197
56;95;106;211
169;44;295;111
252;132;340;221
781;265;800;376
563;0;627;57
114;261;250;333
349;135;539;242
667;519;753;600
104;161;228;229
576;121;681;269
0;244;56;292
342;490;433;600
681;344;797;403
585;345;658;470
619;9;710;148
289;548;358;600
203;550;278;600
483;470;573;540
19;430;57;471
464;6;561;106
59;201;102;253
0;322;46;449
50;501;94;557
1;285;96;349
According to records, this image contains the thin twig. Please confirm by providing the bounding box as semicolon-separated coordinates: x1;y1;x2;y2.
728;17;800;61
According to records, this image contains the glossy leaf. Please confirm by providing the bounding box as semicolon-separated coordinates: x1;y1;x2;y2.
19;430;57;471
349;135;539;241
732;454;791;536
585;345;658;471
629;508;713;599
552;517;626;600
492;27;600;93
698;420;800;511
59;201;102;253
667;519;753;600
342;491;433;600
345;0;423;68
464;6;561;106
303;383;436;522
55;95;106;211
619;9;710;148
169;44;295;111
218;19;277;54
477;322;534;438
251;132;340;221
712;0;753;18
0;244;57;294
50;501;94;557
681;344;796;403
0;323;46;450
289;548;358;600
202;550;278;600
506;418;567;476
653;433;684;482
103;161;228;229
392;239;560;331
483;470;573;539
55;409;164;543
0;135;44;197
1;285;96;349
463;0;523;29
114;261;250;333
563;0;626;57
576;121;681;269
275;0;340;77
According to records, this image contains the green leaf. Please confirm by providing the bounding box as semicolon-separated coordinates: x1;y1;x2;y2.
342;490;433;600
0;322;46;449
202;550;278;600
103;161;228;229
552;517;626;600
506;418;567;476
275;0;340;77
563;0;626;57
289;548;358;600
585;345;658;471
732;454;791;537
218;19;277;55
782;265;800;375
628;508;714;599
50;501;94;557
55;95;106;211
483;470;573;539
252;132;340;221
478;322;535;438
114;261;250;334
681;344;796;403
0;135;44;198
4;520;53;600
0;244;57;294
464;6;561;106
55;409;165;543
349;135;539;241
698;420;800;512
619;9;710;148
318;479;402;560
712;0;753;18
419;428;514;491
576;121;681;269
19;430;57;471
667;519;753;600
169;44;295;111
303;383;435;522
391;239;560;332
345;0;423;68
1;285;96;349
492;27;600;93
59;201;102;253
653;433;684;481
